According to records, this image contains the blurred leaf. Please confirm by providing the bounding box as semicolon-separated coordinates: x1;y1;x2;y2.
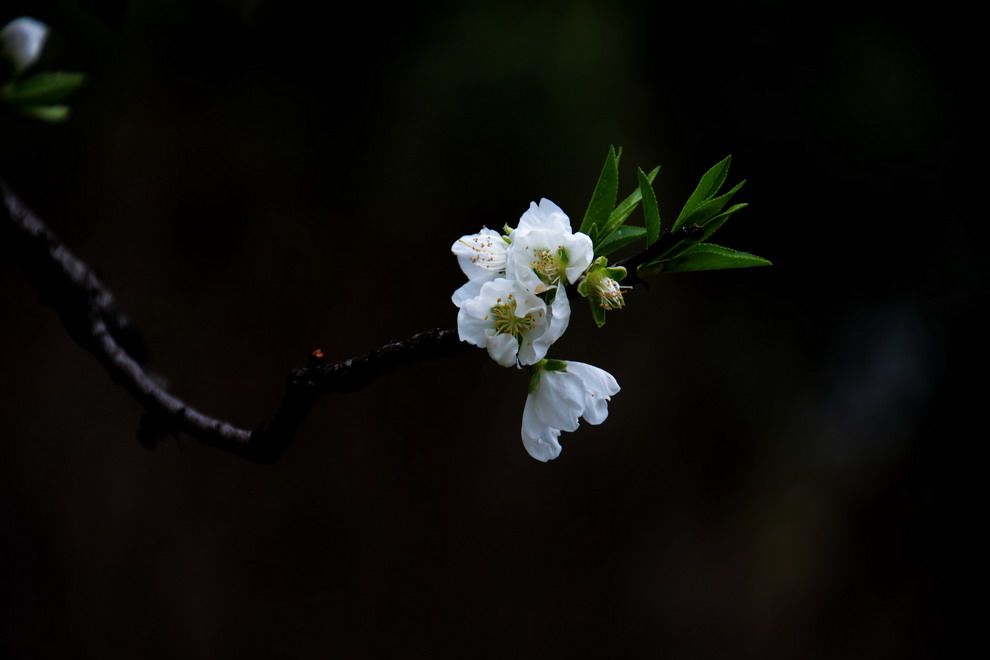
2;72;86;105
672;155;732;231
651;243;771;274
637;167;662;246
589;298;606;328
16;104;71;122
596;226;646;257
579;145;619;235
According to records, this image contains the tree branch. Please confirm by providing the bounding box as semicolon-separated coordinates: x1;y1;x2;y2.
3;178;693;462
2;179;469;462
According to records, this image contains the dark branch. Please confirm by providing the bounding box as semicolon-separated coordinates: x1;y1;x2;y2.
2;178;686;463
2;179;469;462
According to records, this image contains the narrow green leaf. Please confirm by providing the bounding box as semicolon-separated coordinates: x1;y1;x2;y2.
595;165;659;245
676;180;746;230
596;226;647;257
16;104;71;122
672;155;732;231
579;145;619;235
662;243;771;273
589;298;606;328
2;72;86;105
697;202;748;243
637;167;662;246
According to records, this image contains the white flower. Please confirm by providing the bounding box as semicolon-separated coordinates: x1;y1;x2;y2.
505;198;594;294
451;228;508;307
531;282;570;359
1;17;49;74
521;360;620;462
457;278;550;367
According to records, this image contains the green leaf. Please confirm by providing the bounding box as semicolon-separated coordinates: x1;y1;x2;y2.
2;72;86;105
579;145;619;235
16;104;71;122
676;180;746;230
589;298;606;328
596;226;646;258
697;202;748;243
637;167;662;246
672;155;732;232
661;243;771;273
599;165;659;240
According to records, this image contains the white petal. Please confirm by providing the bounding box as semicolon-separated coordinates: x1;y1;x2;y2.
531;369;585;432
567;362;620;425
451;228;507;281
451;279;483;308
486;333;519;367
518;199;570;234
521;396;563;461
563;232;595;283
456;305;489;348
1;17;48;73
531;283;571;360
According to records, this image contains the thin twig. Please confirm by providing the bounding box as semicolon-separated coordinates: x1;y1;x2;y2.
2;179;469;462
3;178;690;462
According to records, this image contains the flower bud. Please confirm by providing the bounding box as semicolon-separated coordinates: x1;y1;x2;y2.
1;17;49;74
577;256;629;311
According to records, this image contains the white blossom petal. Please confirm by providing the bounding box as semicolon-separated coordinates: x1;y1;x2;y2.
521;401;563;462
531;283;571;359
519;360;620;461
451;228;507;282
562;232;595;284
486;333;520;368
454;278;548;367
1;17;48;73
451;279;483;308
567;361;621;425
517;198;571;234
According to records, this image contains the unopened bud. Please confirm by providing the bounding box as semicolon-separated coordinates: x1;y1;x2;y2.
1;17;49;74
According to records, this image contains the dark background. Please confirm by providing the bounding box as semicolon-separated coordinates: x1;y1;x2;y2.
2;1;985;657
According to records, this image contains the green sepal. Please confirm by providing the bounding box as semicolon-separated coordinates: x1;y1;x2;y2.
579;145;619;235
543;359;568;372
589;297;606;328
1;72;86;105
605;266;627;281
637;166;662;246
596;226;646;258
528;366;544;394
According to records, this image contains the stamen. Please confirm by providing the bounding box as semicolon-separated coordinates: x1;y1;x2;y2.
490;299;536;338
530;248;561;285
598;278;628;310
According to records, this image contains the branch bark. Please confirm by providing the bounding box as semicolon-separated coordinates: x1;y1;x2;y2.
3;178;695;462
2;179;469;462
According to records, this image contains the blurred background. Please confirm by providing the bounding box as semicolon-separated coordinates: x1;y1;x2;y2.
1;1;985;657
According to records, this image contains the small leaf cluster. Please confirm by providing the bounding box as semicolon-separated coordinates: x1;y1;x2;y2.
579;146;770;275
1;71;85;122
574;147;770;326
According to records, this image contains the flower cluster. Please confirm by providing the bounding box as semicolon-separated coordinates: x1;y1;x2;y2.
451;199;620;461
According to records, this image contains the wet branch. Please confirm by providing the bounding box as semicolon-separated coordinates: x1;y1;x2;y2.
2;179;468;462
3;179;694;462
